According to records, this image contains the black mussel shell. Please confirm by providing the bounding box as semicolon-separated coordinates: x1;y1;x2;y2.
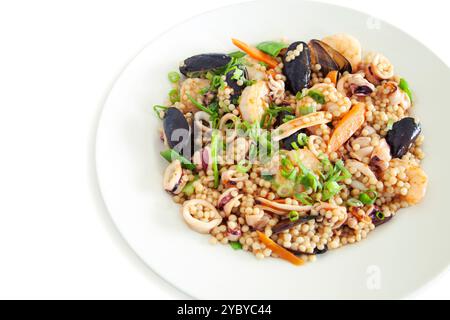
179;53;231;77
309;39;352;75
225;65;248;103
163;108;192;158
386;117;421;158
282;41;311;94
280;130;307;151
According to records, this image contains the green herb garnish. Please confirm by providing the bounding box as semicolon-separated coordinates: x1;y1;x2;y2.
294;193;314;205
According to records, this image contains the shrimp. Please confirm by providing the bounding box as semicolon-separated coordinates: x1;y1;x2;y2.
403;166;428;205
238;80;269;123
322;33;362;71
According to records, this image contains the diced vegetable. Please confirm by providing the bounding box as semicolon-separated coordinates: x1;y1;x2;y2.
230;241;243;250
256;41;288;57
328;103;366;153
231;38;279;69
257;231;305;266
160;149;196;170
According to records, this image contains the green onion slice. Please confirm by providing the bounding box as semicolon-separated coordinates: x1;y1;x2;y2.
359;190;378;205
294;193;314;205
347;198;364;207
236;160;252;173
211;130;220;188
168;71;180;83
160;149;196;170
289;211;300;222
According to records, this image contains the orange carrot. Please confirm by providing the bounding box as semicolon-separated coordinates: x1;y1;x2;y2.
328;103;366;153
326;70;339;85
232;38;279;69
257;231;304;266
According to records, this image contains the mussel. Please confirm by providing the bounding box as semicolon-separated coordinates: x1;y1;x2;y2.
309;39;352;75
385;117;421;158
225;65;248;103
163;108;192;158
179;53;231;78
282;41;311;94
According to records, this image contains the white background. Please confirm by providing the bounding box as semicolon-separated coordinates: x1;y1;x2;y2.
0;0;448;299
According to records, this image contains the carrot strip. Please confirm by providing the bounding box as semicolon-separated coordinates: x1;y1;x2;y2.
326;70;339;85
328;103;366;153
257;231;304;266
232;38;279;69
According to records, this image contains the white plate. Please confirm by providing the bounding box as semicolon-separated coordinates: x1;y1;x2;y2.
96;0;450;299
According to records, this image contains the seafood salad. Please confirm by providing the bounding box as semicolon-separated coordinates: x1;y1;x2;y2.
154;34;427;265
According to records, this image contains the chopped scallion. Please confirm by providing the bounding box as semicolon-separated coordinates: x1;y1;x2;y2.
359;190;378;205
289;211;300;222
168;89;180;104
168;71;180;83
347;198;364;207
